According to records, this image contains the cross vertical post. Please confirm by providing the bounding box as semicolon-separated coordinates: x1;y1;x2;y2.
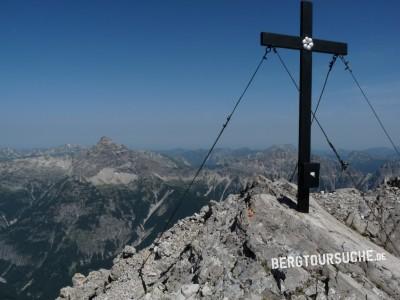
260;0;348;213
297;0;313;213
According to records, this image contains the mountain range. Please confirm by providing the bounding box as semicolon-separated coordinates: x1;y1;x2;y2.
0;137;398;299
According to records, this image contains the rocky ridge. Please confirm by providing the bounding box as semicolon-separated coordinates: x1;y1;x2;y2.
314;183;400;258
58;177;400;300
1;138;399;299
0;137;243;299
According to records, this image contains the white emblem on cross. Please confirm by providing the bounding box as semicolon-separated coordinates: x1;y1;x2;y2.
302;36;314;50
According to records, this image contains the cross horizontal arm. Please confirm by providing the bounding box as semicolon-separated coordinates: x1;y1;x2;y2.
260;32;347;55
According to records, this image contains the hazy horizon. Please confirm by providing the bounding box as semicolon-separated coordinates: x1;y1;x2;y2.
2;136;398;155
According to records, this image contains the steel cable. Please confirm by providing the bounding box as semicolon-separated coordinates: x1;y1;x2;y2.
339;56;400;158
272;49;346;181
138;48;271;292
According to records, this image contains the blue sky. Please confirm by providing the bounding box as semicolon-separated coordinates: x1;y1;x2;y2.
0;0;399;150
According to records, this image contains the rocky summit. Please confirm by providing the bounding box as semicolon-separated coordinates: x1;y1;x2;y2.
58;177;400;300
1;138;399;299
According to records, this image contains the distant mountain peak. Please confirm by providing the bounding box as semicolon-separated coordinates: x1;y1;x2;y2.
97;136;114;146
92;136;127;153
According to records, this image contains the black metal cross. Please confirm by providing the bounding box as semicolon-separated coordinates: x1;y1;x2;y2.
260;0;348;213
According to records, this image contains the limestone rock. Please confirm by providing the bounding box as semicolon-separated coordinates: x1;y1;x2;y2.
58;177;400;299
121;245;136;258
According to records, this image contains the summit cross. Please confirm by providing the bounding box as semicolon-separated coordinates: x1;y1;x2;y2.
260;0;348;213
